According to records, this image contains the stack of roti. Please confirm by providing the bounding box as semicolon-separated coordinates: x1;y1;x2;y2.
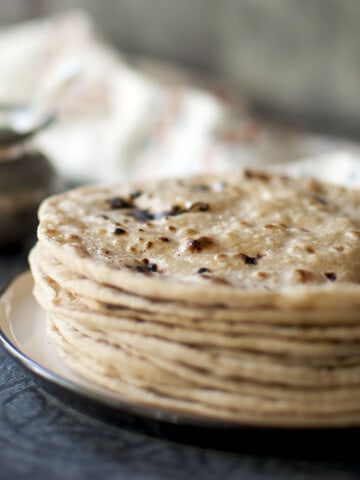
29;169;360;427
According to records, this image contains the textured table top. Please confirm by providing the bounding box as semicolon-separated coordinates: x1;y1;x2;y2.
0;246;359;480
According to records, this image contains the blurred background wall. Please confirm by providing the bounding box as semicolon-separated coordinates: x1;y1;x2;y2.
0;0;217;72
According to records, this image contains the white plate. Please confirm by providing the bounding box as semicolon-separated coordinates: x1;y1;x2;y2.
0;271;228;427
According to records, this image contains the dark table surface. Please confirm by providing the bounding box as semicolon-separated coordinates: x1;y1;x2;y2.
0;246;360;480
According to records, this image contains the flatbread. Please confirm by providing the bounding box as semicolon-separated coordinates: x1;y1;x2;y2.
30;258;360;389
37;169;360;309
30;168;360;426
30;247;360;357
30;244;360;326
49;320;360;427
47;315;360;427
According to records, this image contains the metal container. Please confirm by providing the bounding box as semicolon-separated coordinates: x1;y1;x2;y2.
0;106;59;247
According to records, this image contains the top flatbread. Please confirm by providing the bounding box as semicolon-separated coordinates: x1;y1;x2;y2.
37;169;360;308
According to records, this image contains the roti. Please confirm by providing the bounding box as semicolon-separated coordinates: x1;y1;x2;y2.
36;169;360;309
30;251;360;389
30;244;360;327
47;314;360;427
30;168;360;426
